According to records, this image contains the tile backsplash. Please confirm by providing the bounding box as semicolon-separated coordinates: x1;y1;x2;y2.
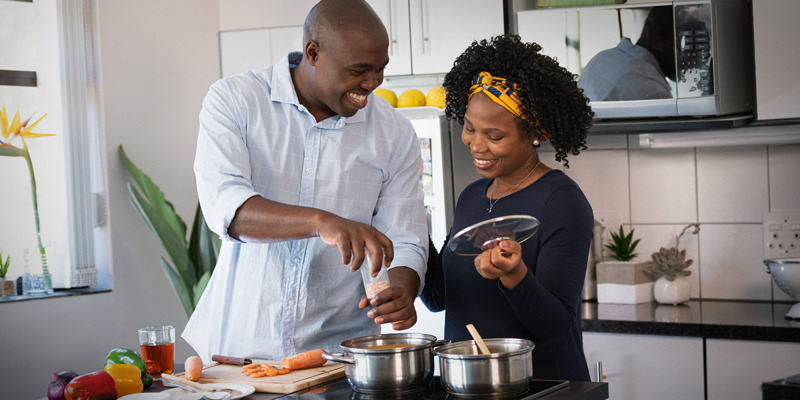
549;130;800;301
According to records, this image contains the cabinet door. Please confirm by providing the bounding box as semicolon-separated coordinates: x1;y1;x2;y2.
220;29;273;78
367;0;412;76
583;332;705;400
220;26;302;78
706;339;800;400
408;0;504;75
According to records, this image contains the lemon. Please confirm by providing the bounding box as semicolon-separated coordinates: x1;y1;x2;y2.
397;89;426;108
425;86;447;108
373;88;397;108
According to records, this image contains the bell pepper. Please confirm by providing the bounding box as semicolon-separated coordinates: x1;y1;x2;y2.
104;363;144;397
63;371;116;400
103;348;153;389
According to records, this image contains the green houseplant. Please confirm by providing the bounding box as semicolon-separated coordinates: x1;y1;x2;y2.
605;225;641;261
119;145;221;316
597;225;653;304
0;250;13;297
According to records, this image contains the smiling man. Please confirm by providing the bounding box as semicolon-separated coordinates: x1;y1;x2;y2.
184;0;428;362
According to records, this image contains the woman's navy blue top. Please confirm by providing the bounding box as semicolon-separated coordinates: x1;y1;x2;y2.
422;170;593;381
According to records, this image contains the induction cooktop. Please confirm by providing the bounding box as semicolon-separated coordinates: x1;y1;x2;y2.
282;376;569;399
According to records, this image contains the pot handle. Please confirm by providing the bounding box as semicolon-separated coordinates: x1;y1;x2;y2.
432;339;451;349
322;352;355;365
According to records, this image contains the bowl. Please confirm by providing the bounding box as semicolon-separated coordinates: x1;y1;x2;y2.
435;338;535;397
765;258;800;319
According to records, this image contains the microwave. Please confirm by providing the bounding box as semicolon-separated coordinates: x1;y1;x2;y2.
514;0;754;121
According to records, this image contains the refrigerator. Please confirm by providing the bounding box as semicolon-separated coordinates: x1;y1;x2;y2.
383;107;481;346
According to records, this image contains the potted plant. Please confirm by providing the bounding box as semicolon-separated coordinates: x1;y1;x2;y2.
0;250;13;297
596;226;654;304
646;223;700;305
119;145;221;317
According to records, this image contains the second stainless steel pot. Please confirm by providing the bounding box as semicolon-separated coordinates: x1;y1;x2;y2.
435;338;535;397
322;333;449;394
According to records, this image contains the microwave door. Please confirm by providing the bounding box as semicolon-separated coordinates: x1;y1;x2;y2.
591;98;679;119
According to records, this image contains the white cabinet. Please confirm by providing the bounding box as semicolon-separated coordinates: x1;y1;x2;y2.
752;0;800;120
219;26;303;77
706;339;800;400
583;332;705;400
367;0;505;76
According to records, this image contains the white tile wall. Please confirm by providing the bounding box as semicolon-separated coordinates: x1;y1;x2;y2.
697;146;769;223
629;148;697;224
570;132;800;301
768;144;800;211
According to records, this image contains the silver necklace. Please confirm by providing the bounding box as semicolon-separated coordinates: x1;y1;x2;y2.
487;160;542;213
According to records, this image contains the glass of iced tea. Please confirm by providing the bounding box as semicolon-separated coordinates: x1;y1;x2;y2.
137;325;175;379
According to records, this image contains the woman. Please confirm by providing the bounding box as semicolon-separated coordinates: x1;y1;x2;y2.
421;34;594;381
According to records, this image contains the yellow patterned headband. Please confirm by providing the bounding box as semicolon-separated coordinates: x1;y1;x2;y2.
467;71;549;142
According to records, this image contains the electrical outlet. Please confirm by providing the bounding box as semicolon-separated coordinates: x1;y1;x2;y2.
763;211;800;260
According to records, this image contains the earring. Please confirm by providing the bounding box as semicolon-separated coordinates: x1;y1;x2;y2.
532;139;540;146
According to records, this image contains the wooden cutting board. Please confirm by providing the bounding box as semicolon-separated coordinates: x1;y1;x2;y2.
171;359;345;393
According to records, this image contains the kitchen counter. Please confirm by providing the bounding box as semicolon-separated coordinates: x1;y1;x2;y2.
581;299;800;342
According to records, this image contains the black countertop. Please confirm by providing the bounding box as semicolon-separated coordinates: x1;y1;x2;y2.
581;300;800;342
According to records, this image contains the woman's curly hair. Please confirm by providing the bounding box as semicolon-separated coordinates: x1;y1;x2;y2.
443;34;593;168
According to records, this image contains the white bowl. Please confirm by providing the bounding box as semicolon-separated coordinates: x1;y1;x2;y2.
766;258;800;319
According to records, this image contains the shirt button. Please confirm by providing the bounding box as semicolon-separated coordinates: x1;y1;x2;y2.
305;168;312;174
288;299;295;306
293;257;300;263
285;339;291;345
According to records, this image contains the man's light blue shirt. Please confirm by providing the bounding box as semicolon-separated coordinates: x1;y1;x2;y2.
184;52;428;362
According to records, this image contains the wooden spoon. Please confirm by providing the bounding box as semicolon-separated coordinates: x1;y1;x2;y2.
466;323;491;355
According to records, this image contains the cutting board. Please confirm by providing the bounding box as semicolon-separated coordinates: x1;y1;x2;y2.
171;359;345;393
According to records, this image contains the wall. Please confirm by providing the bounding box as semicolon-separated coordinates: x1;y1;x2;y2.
0;1;220;398
552;133;800;301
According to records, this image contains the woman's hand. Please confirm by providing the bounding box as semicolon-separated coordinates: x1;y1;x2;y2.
474;240;527;289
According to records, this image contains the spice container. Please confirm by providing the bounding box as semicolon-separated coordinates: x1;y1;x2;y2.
361;258;391;299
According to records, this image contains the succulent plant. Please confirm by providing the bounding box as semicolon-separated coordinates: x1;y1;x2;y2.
645;224;700;281
605;225;641;262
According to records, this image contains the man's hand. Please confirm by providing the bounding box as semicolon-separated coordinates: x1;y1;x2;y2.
358;266;420;330
316;212;394;273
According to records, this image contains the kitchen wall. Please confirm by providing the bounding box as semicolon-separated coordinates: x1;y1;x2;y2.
1;1;220;398
549;133;800;302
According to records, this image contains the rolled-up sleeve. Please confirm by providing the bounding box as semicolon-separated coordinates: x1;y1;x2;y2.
194;82;261;242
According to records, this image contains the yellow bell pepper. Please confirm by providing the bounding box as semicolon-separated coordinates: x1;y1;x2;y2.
104;363;143;397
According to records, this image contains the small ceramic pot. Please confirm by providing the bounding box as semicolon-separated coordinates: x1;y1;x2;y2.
653;276;691;305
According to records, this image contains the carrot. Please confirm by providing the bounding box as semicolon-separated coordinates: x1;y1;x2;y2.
184;356;203;382
241;364;260;371
282;349;327;371
250;371;268;378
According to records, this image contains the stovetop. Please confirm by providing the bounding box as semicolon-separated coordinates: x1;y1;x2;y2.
281;377;570;399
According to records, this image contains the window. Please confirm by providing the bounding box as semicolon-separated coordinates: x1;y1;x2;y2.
1;0;108;300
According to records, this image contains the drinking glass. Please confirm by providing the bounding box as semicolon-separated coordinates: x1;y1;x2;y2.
138;325;175;379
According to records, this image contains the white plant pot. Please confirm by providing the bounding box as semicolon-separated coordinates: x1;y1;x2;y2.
653;276;691;305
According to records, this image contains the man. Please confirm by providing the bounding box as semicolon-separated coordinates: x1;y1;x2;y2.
183;0;428;362
578;6;676;102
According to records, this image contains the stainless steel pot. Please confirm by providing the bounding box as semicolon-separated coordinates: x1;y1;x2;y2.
322;333;449;394
435;338;535;397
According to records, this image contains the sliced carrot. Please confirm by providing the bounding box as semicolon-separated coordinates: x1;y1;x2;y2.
242;364;260;371
250;371;268;378
282;349;327;371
